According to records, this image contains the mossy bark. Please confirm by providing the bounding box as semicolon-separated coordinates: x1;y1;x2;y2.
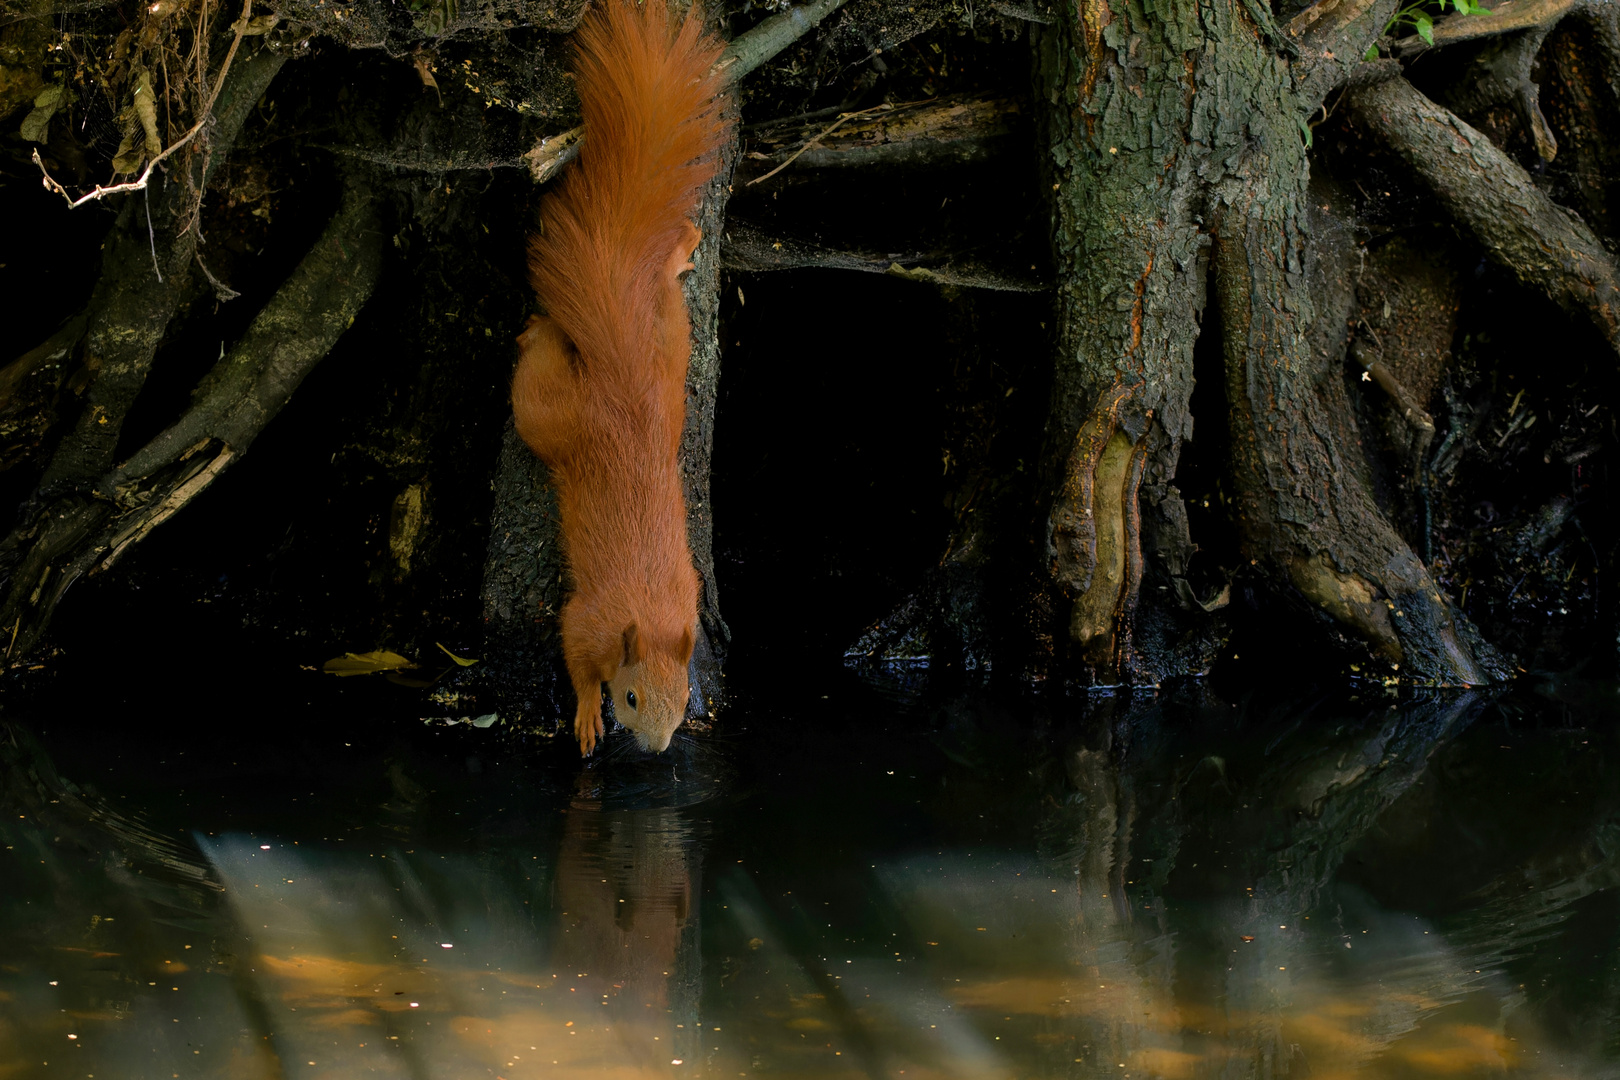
1033;0;1505;683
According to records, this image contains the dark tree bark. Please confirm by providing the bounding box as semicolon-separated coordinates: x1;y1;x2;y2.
1018;0;1620;686
1031;0;1474;682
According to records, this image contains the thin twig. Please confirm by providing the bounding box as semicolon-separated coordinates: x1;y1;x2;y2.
745;101;901;186
144;185;163;282
195;247;240;300
32;0;256;210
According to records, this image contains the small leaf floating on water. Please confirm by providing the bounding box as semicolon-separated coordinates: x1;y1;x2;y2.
434;642;480;667
322;650;417;676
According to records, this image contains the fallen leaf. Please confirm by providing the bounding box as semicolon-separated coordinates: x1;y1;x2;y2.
323;650;417;676
435;642;479;667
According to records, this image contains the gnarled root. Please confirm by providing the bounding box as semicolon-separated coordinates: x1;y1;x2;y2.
0;184;383;659
1214;211;1503;684
1346;75;1620;355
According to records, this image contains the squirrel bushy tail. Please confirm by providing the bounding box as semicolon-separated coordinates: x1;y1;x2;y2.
527;0;727;383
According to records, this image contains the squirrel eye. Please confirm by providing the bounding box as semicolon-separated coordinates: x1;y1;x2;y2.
626;690;638;710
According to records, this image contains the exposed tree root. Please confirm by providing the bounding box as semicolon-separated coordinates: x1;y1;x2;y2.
1394;0;1577;51
0;183;382;659
1437;27;1559;161
1347;76;1620;354
107;184;384;489
1215;212;1501;684
28;44;287;496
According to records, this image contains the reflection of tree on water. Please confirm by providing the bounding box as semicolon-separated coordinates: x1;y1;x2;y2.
0;723;709;1079
4;688;1620;1078
1026;688;1620;1077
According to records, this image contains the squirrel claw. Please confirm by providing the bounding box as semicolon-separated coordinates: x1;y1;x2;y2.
575;710;604;756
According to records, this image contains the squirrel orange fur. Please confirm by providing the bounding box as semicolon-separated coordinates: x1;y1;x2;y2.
513;0;729;756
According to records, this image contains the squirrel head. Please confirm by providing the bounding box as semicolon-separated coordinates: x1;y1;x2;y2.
606;622;694;753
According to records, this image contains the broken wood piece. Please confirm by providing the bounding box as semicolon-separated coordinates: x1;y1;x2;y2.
738;95;1024;181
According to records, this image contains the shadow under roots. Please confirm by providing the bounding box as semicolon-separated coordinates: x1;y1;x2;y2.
710;269;955;677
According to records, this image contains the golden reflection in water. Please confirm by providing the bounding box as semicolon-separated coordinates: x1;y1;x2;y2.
180;788;707;1080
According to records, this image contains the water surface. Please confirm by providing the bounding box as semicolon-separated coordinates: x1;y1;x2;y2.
2;677;1617;1079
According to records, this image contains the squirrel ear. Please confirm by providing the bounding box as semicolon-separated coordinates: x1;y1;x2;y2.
678;625;695;664
622;623;644;666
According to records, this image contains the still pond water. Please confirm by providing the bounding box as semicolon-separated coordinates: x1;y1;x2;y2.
2;676;1618;1079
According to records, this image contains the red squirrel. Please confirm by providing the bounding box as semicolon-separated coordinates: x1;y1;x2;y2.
512;0;729;756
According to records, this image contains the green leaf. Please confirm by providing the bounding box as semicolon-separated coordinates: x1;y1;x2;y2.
1365;44;1381;60
1300;118;1314;148
435;642;480;667
323;650;418;676
1415;12;1435;44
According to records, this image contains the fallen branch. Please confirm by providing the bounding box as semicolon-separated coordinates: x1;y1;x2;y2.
1346;76;1620;354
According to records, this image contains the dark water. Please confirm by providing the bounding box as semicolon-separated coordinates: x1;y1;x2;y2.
3;675;1618;1080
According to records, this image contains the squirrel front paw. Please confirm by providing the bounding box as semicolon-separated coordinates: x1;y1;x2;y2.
575;707;605;756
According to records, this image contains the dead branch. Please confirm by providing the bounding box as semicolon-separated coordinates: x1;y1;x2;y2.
720;219;1048;292
523;0;850;184
737;95;1024;183
1353;342;1438;454
711;0;851;84
745;101;904;186
1346;76;1620;354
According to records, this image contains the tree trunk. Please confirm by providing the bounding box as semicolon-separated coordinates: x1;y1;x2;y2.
1032;0;1512;684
